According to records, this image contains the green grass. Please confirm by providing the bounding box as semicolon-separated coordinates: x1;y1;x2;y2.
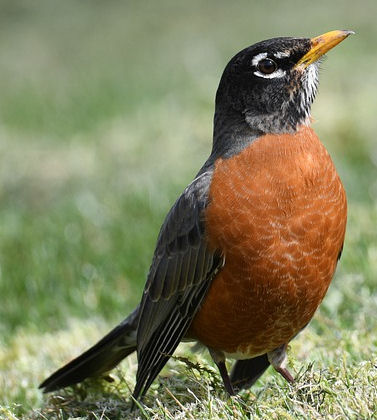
1;0;377;418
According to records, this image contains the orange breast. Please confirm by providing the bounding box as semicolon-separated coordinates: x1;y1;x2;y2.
188;126;347;357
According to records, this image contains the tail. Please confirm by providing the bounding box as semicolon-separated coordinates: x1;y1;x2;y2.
230;354;270;392
39;306;139;393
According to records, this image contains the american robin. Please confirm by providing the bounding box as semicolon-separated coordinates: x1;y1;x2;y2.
40;30;352;399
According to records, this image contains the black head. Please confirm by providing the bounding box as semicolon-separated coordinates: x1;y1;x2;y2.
215;30;354;135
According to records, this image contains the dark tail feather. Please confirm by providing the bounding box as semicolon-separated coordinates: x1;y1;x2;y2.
230;354;270;392
39;307;140;393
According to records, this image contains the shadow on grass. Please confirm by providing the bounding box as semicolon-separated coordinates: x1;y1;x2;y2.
33;359;226;419
32;357;337;419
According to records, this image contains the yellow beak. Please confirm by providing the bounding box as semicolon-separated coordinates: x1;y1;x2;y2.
296;30;354;68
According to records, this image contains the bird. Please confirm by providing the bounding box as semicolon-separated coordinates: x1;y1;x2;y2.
39;30;352;400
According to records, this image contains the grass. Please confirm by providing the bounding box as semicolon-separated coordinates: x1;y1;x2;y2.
0;0;377;418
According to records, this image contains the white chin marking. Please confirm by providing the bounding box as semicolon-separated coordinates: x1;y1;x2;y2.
296;63;319;121
300;64;319;110
254;68;286;79
304;64;319;99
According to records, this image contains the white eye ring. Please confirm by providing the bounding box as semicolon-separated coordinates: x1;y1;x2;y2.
257;58;277;74
251;52;268;66
251;52;287;79
254;68;286;79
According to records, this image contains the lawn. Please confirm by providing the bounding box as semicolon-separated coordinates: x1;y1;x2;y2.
0;0;376;419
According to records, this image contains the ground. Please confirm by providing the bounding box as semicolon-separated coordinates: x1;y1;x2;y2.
0;1;376;419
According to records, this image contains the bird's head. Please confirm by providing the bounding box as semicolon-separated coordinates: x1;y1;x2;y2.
216;30;354;135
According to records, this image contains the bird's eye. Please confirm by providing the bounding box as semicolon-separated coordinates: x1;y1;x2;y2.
257;58;277;74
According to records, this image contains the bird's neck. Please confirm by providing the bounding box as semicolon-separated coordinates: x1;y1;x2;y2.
211;106;262;160
210;102;312;165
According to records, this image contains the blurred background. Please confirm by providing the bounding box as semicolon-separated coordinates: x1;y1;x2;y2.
0;0;376;415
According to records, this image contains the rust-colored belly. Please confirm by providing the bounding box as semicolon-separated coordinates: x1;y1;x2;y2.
188;126;347;357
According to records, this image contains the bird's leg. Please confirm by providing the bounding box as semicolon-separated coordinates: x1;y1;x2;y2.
267;343;294;383
217;360;236;396
209;348;235;396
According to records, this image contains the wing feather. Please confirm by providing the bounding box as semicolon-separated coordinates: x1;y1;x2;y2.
133;170;223;399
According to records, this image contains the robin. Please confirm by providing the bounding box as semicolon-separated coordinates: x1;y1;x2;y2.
40;30;352;399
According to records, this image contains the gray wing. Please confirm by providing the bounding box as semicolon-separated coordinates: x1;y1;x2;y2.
133;170;223;399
